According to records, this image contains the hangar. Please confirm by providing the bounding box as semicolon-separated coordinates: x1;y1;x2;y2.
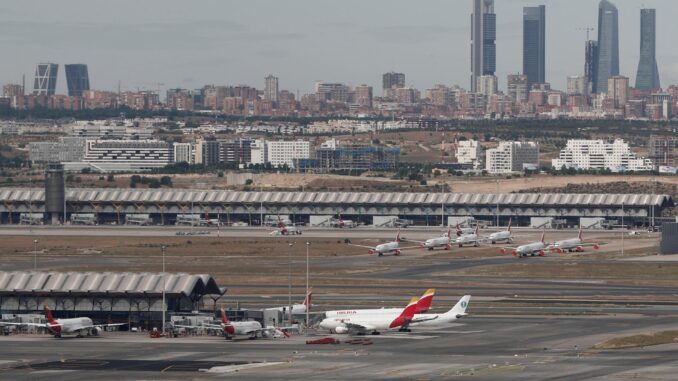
0;187;673;227
0;271;225;329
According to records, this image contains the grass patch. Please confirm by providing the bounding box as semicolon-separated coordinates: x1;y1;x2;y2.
593;330;678;350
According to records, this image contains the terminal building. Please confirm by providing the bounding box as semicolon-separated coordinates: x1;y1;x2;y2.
0;271;225;329
0;187;672;228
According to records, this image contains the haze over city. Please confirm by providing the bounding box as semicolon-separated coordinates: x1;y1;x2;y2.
2;0;678;93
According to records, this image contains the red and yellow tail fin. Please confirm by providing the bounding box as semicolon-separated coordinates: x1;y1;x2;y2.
220;308;230;325
389;297;419;328
416;289;435;313
44;305;56;324
303;291;312;310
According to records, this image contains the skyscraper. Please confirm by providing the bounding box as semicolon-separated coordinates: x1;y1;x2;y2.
470;0;496;92
33;63;58;96
264;75;279;102
585;40;599;93
382;72;405;91
64;64;90;97
594;0;619;94
523;5;546;87
635;9;660;90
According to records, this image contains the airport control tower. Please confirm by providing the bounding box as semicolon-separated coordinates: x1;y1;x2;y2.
44;163;65;224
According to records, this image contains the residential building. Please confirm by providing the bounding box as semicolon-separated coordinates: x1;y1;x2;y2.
470;0;496;92
648;135;676;167
476;75;498;97
173;143;193;164
552;139;654;172
64;64;90;97
456;140;483;169
594;0;619;93
68;140;173;172
264;75;279;102
315;82;350;103
3;84;23;97
635;9;661;90
395;87;420;104
220;138;253;165
296;139;399;172
382;72;405;97
166;88;194;111
33;63;58;96
354;85;373;109
28;137;86;163
250;139;267;165
567;76;588;96
427;85;455;106
266;140;310;168
523;5;546;87
607;76;629;109
507;74;528;104
485;141;539;174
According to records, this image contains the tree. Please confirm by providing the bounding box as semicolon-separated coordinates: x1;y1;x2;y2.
160;176;172;187
148;179;161;188
245;179;254;185
107;174;115;182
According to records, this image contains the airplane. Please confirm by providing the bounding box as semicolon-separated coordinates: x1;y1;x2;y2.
319;295;471;334
175;308;268;340
271;291;313;316
455;223;476;237
409;228;455;251
549;226;602;253
270;216;302;235
455;225;482;247
324;289;435;318
348;230;420;256
500;232;548;257
318;296;420;335
488;218;514;244
0;305;126;338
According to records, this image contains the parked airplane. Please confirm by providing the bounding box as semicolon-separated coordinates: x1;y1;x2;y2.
549;227;602;253
271;291;313;315
0;305;125;338
348;230;419;256
500;232;548;257
411;228;455;251
270;216;302;235
455;226;482;247
488;218;514;244
455;224;476;236
175;308;267;340
318;297;420;335
319;295;471;334
324;289;435;318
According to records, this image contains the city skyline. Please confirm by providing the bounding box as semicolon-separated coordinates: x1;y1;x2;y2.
1;0;677;94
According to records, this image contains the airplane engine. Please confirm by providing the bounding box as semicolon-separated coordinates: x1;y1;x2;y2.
90;327;102;336
538;250;545;256
368;250;375;255
575;246;583;252
499;248;506;255
395;249;401;256
512;250;518;256
334;326;349;334
554;248;562;254
445;244;452;251
593;244;600;250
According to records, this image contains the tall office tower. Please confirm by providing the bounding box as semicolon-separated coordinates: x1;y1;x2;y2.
635;9;660;90
470;0;496;92
594;0;619;94
523;5;546;87
64;64;90;97
382;72;405;91
33;63;58;96
585;40;599;93
264;75;279;102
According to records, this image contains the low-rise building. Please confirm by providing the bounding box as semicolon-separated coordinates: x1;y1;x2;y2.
486;141;539;174
552;139;654;172
71;139;173;172
456;140;483;169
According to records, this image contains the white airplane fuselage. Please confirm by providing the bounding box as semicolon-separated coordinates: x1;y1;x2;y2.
423;236;452;250
456;234;480;247
48;317;96;335
551;238;583;252
318;314;400;334
488;231;512;244
372;241;401;255
514;242;547;257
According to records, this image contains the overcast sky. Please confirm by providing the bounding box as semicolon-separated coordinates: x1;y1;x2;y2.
2;0;677;95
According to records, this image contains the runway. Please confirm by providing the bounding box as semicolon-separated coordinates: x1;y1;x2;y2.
1;314;677;380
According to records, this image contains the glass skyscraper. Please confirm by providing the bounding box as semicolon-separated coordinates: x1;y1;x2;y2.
594;0;619;94
470;0;496;92
65;64;90;97
635;9;660;90
523;5;546;87
33;63;58;96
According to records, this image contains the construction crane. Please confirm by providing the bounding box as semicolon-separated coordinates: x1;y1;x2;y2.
578;27;595;40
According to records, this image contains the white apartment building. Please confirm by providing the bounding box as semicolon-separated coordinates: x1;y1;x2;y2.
250;139;267;165
266;140;310;168
486;141;539;174
552;139;654;172
456;140;483;169
29;137;86;163
476;75;498;97
68;139;173;172
173;143;193;164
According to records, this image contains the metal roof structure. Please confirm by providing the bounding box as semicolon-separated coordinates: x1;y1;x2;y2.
0;188;672;207
0;272;223;298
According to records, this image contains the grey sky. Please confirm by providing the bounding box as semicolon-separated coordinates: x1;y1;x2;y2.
1;0;677;95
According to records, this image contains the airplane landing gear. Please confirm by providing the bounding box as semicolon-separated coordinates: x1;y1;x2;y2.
370;331;381;335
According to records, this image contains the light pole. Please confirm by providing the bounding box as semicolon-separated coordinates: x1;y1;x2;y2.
288;242;295;324
621;202;624;256
33;239;38;271
161;245;166;335
305;241;310;334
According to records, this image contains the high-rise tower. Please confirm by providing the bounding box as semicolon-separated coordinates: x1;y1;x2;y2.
585;40;599;94
264;75;279;102
635;9;660;90
523;5;546;87
470;0;496;92
64;64;90;97
594;0;619;94
33;63;58;96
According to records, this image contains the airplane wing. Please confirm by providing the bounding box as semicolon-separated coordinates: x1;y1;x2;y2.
410;315;439;324
0;322;47;328
173;324;223;331
347;243;376;250
398;245;426;250
402;238;426;244
343;322;375;333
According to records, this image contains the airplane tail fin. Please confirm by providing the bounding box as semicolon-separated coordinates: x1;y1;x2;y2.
416;289;435;313
303;291;312;311
578;225;583;241
396;229;401;242
540;231;546;244
456;224;462;237
220;308;230;325
446;226;452;238
389;297;419;328
444;295;471;319
474;224;479;235
44;305;56;324
507;218;512;232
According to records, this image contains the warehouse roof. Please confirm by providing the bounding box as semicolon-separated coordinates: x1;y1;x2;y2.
0;188;672;207
0;271;223;298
